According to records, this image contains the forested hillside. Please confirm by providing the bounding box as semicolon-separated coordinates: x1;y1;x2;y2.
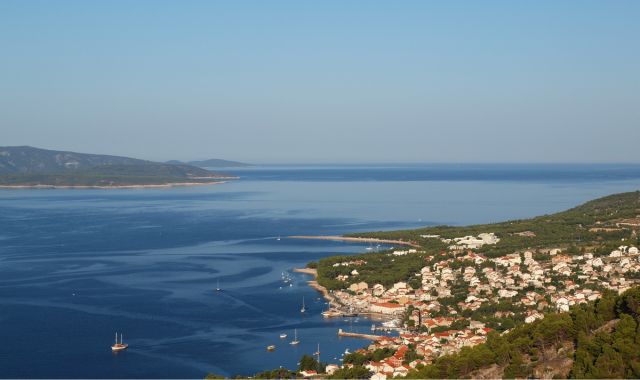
406;287;640;379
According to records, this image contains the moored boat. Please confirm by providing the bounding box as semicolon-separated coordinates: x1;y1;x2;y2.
289;329;300;345
111;332;128;352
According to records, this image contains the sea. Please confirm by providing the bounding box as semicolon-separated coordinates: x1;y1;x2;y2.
2;164;640;378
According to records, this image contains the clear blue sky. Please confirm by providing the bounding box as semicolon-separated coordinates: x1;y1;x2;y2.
1;1;638;163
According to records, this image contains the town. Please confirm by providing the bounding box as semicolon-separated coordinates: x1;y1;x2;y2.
300;230;640;379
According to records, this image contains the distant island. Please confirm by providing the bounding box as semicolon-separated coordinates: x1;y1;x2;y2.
0;146;236;188
166;158;251;168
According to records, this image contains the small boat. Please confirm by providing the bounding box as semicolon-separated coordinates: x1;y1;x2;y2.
289;283;293;287
289;329;300;345
276;236;281;241
279;333;287;339
267;345;275;351
344;348;350;354
322;309;341;318
216;279;221;292
300;297;306;313
111;332;128;352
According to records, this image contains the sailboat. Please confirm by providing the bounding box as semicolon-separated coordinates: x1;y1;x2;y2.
289;329;300;345
216;279;221;292
111;332;128;352
300;297;306;313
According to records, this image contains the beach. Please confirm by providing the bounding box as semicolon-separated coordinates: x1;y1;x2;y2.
293;267;343;309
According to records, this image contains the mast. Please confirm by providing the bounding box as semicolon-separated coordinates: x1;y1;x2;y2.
115;332;118;344
120;333;123;344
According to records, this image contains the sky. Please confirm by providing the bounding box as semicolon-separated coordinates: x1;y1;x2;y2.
1;1;638;164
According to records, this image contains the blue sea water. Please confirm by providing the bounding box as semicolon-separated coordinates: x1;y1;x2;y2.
2;164;640;378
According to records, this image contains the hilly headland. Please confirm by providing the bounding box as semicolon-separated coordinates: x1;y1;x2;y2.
0;146;237;188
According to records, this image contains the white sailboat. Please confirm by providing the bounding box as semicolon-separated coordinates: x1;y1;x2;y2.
216;279;221;292
289;329;300;345
300;297;306;313
111;332;128;352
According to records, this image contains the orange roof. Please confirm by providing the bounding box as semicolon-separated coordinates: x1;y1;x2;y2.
373;302;404;308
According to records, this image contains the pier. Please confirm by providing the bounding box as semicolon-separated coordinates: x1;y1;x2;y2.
338;329;383;340
371;325;402;332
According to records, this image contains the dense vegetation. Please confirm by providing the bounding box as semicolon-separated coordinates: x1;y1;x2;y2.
405;287;640;379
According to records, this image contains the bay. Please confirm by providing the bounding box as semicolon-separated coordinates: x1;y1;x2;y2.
2;164;640;378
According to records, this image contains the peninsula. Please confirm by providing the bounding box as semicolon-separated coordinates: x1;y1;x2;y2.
251;191;640;379
0;146;237;188
167;158;251;168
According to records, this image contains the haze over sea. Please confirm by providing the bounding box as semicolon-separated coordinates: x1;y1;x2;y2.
2;164;640;378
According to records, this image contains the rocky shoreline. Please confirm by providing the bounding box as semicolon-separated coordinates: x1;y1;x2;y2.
293;267;344;309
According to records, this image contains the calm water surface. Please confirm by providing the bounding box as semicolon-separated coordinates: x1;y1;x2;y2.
2;164;640;378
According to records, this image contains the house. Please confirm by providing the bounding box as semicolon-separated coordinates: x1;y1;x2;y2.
299;370;318;378
366;361;385;373
371;302;405;315
349;282;369;292
525;310;544;324
372;283;385;296
371;372;387;380
393;365;410;377
325;364;340;375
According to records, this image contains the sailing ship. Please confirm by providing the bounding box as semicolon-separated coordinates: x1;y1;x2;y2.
111;332;128;352
289;329;300;345
300;297;306;313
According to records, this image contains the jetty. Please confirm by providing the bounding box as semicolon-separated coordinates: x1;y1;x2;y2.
338;329;382;340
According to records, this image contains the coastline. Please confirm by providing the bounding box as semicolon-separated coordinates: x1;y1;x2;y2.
293;267;343;309
293;267;395;321
0;180;233;189
289;235;420;248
